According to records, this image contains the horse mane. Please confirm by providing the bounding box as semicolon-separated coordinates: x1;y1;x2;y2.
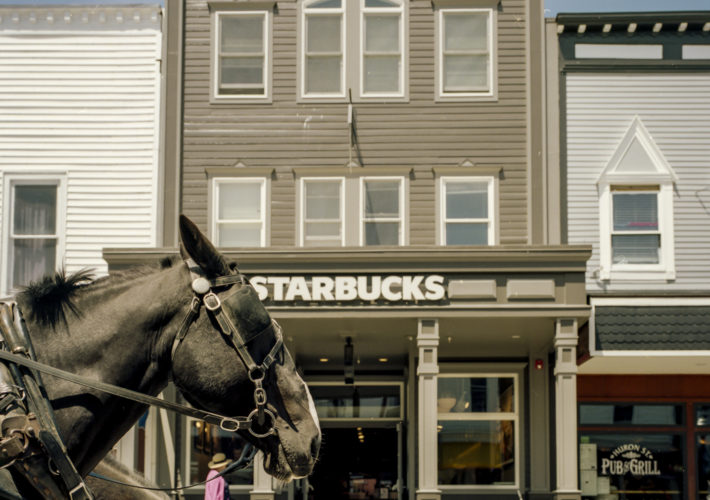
17;256;181;329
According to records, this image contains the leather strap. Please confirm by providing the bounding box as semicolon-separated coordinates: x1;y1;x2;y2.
0;350;251;432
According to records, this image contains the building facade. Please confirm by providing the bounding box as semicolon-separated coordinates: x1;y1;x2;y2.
0;5;170;296
553;11;710;500
106;1;591;499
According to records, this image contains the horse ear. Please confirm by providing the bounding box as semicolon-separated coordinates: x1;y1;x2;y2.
178;215;231;277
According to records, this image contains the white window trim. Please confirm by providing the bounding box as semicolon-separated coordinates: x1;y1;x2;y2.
437;371;520;491
359;0;405;98
298;176;345;247
209;177;267;247
437;175;497;245
359;176;406;246
1;174;67;297
211;9;272;103
299;0;347;100
435;6;498;101
298;0;408;102
596;117;677;282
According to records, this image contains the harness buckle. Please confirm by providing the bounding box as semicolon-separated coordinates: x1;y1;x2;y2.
254;387;267;407
203;292;222;311
219;418;242;432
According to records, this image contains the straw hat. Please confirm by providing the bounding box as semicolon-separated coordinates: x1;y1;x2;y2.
208;452;232;469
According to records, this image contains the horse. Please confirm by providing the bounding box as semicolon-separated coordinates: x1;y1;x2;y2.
0;215;321;498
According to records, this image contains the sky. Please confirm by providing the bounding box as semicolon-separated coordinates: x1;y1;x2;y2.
545;0;710;17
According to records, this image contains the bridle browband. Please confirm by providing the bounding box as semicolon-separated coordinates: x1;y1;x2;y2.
170;258;284;438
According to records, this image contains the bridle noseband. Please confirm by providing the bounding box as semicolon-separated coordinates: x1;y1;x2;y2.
171;258;284;438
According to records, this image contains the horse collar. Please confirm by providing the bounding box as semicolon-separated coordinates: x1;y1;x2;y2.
173;258;282;438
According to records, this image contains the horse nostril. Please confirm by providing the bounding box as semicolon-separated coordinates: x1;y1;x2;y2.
310;435;320;461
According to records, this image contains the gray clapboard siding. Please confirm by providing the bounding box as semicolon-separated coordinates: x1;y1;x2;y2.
566;73;710;292
0;6;162;287
183;0;530;246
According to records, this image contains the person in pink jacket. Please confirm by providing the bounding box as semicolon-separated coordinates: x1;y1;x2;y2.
204;453;232;500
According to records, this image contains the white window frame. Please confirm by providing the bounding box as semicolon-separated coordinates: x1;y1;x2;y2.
599;183;675;281
1;174;66;297
211;9;272;102
437;371;520;491
437;175;497;245
209;177;267;247
298;0;408;102
596;117;677;281
359;0;405;98
298;177;345;247
435;6;498;101
300;0;347;99
359;176;405;246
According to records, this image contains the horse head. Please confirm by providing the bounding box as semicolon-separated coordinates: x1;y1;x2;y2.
171;215;321;481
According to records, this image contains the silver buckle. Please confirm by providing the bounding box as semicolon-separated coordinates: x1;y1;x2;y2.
203;292;221;311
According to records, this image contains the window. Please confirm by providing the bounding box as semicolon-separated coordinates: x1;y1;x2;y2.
186;419;254;492
579;403;687;499
696;404;710;499
211;178;266;247
361;177;404;245
299;0;406;100
439;176;496;245
296;171;408;246
2;177;65;295
597;117;676;281
212;9;271;100
437;374;519;488
436;7;497;100
300;178;344;247
611;187;660;265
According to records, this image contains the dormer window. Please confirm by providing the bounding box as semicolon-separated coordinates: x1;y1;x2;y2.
597;117;677;281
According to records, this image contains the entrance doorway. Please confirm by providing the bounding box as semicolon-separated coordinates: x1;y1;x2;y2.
307;427;399;499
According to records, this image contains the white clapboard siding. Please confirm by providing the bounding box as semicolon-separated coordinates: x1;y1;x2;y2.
0;6;162;288
566;73;710;292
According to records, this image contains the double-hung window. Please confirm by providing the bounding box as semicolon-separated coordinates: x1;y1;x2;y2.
300;177;344;246
439;176;496;245
611;187;661;265
212;9;271;101
211;178;266;247
2;177;65;295
437;372;519;488
300;0;406;100
435;5;497;100
597;117;676;281
361;177;404;246
297;172;408;246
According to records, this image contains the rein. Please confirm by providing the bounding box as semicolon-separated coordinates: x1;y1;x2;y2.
0;349;252;432
88;443;257;492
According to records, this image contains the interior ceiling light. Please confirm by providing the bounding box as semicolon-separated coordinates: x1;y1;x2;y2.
319;358;328;363
378;358;388;363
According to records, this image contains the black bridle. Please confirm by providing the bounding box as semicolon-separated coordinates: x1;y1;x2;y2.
170;258;284;438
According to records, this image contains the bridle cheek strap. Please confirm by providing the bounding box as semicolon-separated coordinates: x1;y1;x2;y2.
172;259;283;436
204;291;284;426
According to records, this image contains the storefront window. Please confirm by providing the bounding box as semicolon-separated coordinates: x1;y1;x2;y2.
696;404;710;499
311;384;402;420
437;374;517;487
188;420;253;487
580;433;684;499
580;403;683;426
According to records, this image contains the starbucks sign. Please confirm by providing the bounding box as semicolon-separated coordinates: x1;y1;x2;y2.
600;444;661;476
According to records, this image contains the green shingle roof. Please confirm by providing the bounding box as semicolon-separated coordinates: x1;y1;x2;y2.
595;306;710;351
